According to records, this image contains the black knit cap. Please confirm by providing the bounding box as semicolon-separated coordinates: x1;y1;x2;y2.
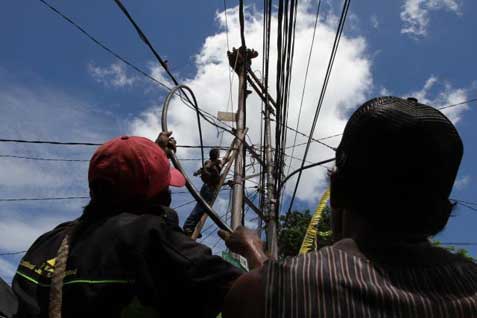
336;96;463;205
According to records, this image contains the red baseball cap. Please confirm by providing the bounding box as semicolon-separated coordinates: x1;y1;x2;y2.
88;136;185;202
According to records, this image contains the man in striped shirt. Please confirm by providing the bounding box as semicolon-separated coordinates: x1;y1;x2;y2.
220;96;477;318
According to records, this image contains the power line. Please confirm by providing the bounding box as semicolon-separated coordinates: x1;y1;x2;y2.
287;0;322;176
0;250;27;256
454;199;477;206
112;0;178;87
0;196;89;202
0;154;89;162
457;201;477;212
294;97;477;146
38;0;237;141
37;0;171;91
0;154;206;163
112;0;206;167
438;98;477;111
440;242;477;246
0;138;226;149
172;199;197;210
0;138;101;146
287;0;351;214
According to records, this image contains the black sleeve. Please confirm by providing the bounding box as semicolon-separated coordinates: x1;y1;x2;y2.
0;277;18;318
122;212;243;318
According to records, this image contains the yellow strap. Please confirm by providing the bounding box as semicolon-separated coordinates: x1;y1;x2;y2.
299;189;330;255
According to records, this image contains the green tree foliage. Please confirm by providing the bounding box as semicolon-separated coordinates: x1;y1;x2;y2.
433;241;476;262
278;206;333;259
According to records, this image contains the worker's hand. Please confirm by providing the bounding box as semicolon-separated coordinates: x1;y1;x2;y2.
219;226;268;269
155;131;177;154
218;226;261;257
193;168;202;177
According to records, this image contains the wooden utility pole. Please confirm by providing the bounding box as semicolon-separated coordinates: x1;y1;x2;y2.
263;108;278;258
228;47;257;230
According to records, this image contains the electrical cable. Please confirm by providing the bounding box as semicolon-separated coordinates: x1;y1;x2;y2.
0;154;89;162
457;202;477;212
112;0;179;87
238;0;246;49
288;98;477;147
162;85;232;232
280;157;335;191
287;0;322;176
38;0;171;92
111;1;206;166
0;138;224;149
287;0;351;214
0;196;89;202
172;199;197;210
454;199;477;206
38;0;237;138
0;250;27;256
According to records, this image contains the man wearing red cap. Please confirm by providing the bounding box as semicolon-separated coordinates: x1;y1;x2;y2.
12;132;242;318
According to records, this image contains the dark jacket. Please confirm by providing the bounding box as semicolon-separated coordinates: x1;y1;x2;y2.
13;206;242;318
0;278;17;318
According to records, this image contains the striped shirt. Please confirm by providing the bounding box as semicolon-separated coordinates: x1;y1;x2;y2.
264;239;477;318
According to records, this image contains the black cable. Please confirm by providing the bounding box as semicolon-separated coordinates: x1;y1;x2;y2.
0;138;101;146
162;86;232;232
287;0;322;176
454;199;477;206
287;0;351;214
280;157;335;191
172;199;197;210
38;0;171;91
438;98;477;110
112;0;178;87
285;124;336;151
0;138;225;149
293;97;477;145
111;0;220;155
111;1;207;165
0;154;88;162
439;242;477;246
0;250;27;256
0;196;89;202
457;202;477;212
38;0;234;137
238;0;247;48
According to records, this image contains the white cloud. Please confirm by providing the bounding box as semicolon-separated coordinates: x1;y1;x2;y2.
0;75;120;281
454;175;470;190
400;0;462;37
408;75;469;123
0;215;69;252
0;258;17;283
88;62;138;87
129;3;373;204
379;87;392;96
126;4;473;253
370;15;379;29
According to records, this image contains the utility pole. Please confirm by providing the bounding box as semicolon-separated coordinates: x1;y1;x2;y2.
228;47;257;230
246;68;279;258
262;86;278;259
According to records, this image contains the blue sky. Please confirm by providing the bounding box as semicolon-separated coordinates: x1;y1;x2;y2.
0;0;476;282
